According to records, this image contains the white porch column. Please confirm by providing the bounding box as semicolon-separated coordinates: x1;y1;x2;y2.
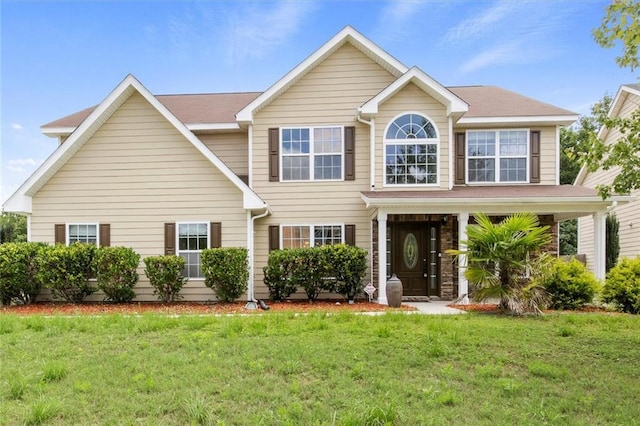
26;214;32;242
377;210;388;305
457;212;470;304
593;212;606;280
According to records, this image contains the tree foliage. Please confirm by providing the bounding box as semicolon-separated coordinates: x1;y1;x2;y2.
0;213;27;243
593;0;640;72
448;213;552;315
583;1;640;198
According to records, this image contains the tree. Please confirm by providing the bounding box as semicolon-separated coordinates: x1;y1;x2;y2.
559;96;612;254
0;212;27;243
448;213;552;315
593;0;640;72
583;0;640;198
606;212;620;272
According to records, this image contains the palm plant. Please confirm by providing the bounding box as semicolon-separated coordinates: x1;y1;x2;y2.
448;212;552;315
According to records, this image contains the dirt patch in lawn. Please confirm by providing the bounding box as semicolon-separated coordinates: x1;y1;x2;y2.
0;300;416;316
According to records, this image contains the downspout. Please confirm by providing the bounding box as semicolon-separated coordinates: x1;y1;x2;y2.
245;205;271;309
356;108;375;190
356;108;376;289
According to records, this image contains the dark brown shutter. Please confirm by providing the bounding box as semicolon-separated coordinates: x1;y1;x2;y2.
164;223;176;255
530;130;541;183
455;132;466;184
210;222;222;248
344;126;355;181
54;224;66;245
268;225;280;252
99;224;111;247
345;224;356;246
269;128;279;182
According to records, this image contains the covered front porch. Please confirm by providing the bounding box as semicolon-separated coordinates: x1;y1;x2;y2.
362;185;632;305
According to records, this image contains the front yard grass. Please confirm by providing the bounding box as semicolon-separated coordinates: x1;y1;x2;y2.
1;311;639;425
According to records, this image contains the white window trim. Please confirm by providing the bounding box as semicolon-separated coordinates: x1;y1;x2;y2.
66;223;99;246
280;224;345;248
176;221;210;280
465;129;530;184
383;112;440;188
279;125;345;182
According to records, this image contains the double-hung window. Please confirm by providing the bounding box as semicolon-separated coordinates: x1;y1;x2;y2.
467;130;528;183
385;113;439;185
68;224;98;245
281;127;343;181
177;223;208;278
281;225;343;249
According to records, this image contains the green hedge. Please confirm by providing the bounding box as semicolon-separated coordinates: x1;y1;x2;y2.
95;246;140;303
0;242;48;305
603;257;640;314
263;244;368;302
322;244;368;301
263;250;298;301
143;255;187;303
37;243;97;303
202;248;249;302
538;258;600;310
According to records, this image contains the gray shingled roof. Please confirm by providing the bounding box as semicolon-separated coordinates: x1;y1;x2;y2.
42;86;574;129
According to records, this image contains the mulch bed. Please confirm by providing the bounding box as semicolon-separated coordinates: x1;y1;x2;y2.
0;300;416;316
448;303;622;315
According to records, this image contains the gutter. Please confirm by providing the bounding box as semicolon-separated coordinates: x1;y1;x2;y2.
356;108;375;190
245;205;272;309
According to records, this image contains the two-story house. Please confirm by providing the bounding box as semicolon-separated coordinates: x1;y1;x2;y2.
4;26;627;304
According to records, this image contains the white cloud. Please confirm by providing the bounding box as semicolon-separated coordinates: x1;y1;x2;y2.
442;1;516;44
375;0;431;42
7;158;38;173
11;123;23;130
458;42;521;74
223;0;317;63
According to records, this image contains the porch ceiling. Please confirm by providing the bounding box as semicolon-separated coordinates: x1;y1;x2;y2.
361;185;635;220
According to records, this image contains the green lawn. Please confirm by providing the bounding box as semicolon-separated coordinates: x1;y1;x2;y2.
1;311;639;425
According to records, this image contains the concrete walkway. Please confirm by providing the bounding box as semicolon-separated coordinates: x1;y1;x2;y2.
403;301;466;315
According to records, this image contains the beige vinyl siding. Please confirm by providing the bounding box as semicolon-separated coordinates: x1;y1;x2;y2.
250;43;396;298
375;83;450;189
200;133;248;176
452;125;558;185
31;92;247;302
579;91;640;270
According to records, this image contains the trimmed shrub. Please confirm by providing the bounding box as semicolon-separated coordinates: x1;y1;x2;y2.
603;257;640;314
201;248;249;302
290;248;331;302
143;255;187;302
37;243;97;303
322;244;368;301
0;242;47;305
263;250;298;301
538;258;600;310
95;246;140;303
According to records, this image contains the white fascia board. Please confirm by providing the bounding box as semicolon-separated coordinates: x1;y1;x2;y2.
457;115;579;126
187;123;240;131
236;26;408;124
2;193;32;215
360;67;468;117
360;193;634;213
41;126;76;138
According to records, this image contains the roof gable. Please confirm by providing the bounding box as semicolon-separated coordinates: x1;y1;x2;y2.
235;25;408;124
575;83;640;186
3;75;265;213
359;66;468;118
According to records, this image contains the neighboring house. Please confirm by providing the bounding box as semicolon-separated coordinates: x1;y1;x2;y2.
576;84;640;273
4;26;629;304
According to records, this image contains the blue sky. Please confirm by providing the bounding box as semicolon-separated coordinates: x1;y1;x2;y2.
1;0;636;203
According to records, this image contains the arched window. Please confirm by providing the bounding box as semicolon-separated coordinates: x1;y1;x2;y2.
384;113;439;185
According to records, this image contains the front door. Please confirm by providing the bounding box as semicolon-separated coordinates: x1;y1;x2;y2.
392;223;440;297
